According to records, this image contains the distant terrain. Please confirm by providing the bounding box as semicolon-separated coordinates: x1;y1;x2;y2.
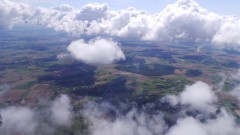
0;25;240;134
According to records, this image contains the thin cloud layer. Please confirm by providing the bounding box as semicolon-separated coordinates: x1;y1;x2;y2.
83;102;167;135
167;109;240;135
230;85;240;103
166;117;207;135
83;81;240;135
0;84;10;96
1;0;240;49
0;107;37;135
53;4;74;12
0;94;73;135
67;38;125;64
50;94;72;126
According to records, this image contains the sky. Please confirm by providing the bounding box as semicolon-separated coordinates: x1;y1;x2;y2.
10;0;240;16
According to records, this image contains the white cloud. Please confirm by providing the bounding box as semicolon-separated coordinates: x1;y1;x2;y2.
162;80;240;134
162;81;218;114
2;0;240;49
0;94;73;135
161;95;178;107
179;81;217;113
75;3;108;21
166;117;207;135
83;102;166;135
0;0;31;29
0;107;37;135
50;94;72;126
67;38;125;64
82;99;240;135
204;109;240;135
212;17;240;49
144;0;221;42
166;109;240;135
0;82;239;135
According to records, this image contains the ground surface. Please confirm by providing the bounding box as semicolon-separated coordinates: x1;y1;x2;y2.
0;25;240;134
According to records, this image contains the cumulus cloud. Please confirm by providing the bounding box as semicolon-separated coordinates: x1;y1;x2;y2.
161;95;178;107
144;0;221;42
212;17;240;49
67;38;125;64
163;81;240;134
0;0;33;29
75;3;108;21
161;81;218;114
2;0;240;49
166;117;207;135
166;109;240;135
83;102;167;135
179;81;218;113
0;94;73;135
204;109;240;135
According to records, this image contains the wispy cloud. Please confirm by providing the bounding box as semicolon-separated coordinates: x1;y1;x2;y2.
0;94;73;135
83;81;240;135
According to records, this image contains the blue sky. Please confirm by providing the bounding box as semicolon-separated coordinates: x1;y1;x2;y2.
14;0;240;16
